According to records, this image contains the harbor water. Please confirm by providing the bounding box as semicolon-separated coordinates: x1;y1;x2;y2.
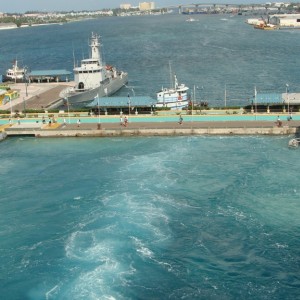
0;14;299;106
1;136;299;299
0;14;299;300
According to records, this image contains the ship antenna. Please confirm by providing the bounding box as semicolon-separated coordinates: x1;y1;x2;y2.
169;61;173;89
81;46;85;60
72;43;76;68
101;38;105;66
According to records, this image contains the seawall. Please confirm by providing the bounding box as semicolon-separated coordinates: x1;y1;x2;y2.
3;121;299;138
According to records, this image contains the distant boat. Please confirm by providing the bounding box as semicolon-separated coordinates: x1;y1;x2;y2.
63;33;128;105
254;23;277;30
3;60;25;82
253;16;278;30
156;73;189;109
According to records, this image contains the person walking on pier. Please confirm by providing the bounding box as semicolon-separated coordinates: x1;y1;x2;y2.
77;119;81;127
178;114;183;125
276;116;282;127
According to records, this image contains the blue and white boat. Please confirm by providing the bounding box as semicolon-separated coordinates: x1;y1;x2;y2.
156;74;189;109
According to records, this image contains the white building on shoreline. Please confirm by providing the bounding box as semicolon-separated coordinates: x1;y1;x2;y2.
139;2;155;11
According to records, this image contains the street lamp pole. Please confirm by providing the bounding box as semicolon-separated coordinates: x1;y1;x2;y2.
254;86;257;120
192;85;195;121
224;84;227;107
9;98;13;118
24;67;28;97
128;93;131;116
286;83;289;114
23;97;26;117
65;97;70;124
125;85;135;116
97;94;100;124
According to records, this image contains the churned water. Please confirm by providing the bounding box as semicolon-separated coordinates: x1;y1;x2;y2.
0;13;299;300
0;136;299;299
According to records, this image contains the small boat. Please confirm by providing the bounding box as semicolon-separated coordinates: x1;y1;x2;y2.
3;60;25;82
156;74;189;109
253;16;277;30
62;33;128;105
254;23;277;30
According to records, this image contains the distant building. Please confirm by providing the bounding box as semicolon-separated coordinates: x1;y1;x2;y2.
139;2;155;11
24;13;43;17
270;14;300;28
120;3;132;10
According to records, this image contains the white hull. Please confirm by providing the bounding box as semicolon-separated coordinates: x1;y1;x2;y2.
156;100;189;109
64;33;128;106
64;74;128;105
4;60;25;83
155;74;189;110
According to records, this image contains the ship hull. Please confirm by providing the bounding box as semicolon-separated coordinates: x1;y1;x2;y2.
156;100;189;109
64;74;128;106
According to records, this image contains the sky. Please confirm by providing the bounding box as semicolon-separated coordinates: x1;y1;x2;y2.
1;0;266;13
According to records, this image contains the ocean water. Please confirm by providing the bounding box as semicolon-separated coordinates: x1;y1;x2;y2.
0;136;299;299
0;14;300;300
0;14;299;106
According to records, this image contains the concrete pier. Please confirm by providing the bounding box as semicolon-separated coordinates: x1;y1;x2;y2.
0;81;73;111
2;120;300;138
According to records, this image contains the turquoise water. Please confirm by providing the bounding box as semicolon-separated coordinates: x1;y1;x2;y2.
0;14;300;300
0;136;299;299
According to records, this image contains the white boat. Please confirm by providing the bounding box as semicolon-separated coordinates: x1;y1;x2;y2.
4;60;25;82
62;33;128;105
156;74;189;109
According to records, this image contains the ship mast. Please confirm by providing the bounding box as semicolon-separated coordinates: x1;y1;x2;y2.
169;61;173;89
90;32;102;64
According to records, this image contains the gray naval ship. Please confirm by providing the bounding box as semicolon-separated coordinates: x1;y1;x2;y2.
61;33;128;105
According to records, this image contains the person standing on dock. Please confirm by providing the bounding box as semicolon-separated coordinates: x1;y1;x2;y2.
120;116;123;126
124;116;128;127
77;119;81;127
178;114;183;125
276;116;282;127
17;117;20;125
